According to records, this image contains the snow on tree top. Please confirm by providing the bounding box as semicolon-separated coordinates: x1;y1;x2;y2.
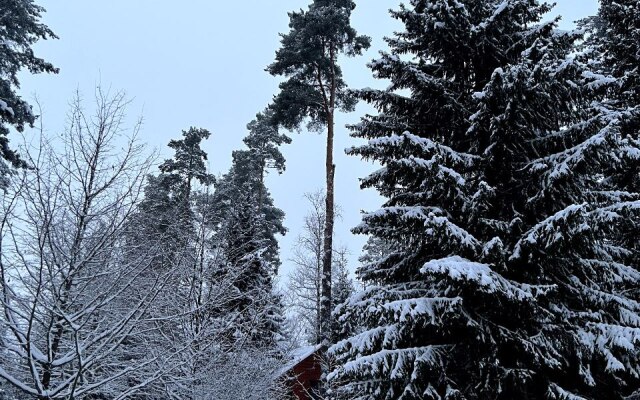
0;99;14;117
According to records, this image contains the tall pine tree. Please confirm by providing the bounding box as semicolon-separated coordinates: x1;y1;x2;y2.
329;1;640;399
268;0;370;345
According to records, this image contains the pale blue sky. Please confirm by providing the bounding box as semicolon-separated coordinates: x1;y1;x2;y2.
19;0;599;282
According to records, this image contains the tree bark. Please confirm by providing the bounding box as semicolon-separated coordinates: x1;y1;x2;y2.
258;158;265;215
320;111;335;347
319;43;338;348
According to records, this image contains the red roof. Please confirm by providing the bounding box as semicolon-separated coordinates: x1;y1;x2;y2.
280;345;323;400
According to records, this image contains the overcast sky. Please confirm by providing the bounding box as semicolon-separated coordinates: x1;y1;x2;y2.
19;0;600;283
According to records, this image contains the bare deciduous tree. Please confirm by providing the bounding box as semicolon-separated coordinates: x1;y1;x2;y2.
0;88;290;400
0;89;169;399
287;191;352;345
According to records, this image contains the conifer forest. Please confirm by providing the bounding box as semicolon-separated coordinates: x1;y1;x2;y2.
1;0;640;399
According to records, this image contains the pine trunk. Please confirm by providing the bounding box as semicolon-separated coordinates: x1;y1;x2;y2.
258;158;265;214
320;112;335;346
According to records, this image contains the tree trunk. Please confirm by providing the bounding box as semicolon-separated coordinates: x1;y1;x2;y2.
320;111;335;346
258;158;266;215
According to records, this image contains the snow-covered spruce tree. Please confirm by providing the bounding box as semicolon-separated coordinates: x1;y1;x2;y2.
330;247;355;340
328;1;640;399
207;117;288;349
585;0;640;111
582;0;640;297
268;0;370;345
181;115;289;398
469;35;640;400
0;0;57;188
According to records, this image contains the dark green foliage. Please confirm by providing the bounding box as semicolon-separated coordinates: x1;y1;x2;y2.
244;109;291;174
0;0;57;171
328;1;640;399
586;0;640;107
159;127;215;197
583;0;640;278
211;149;286;273
134;127;214;258
206;118;289;348
267;0;370;130
330;249;354;342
